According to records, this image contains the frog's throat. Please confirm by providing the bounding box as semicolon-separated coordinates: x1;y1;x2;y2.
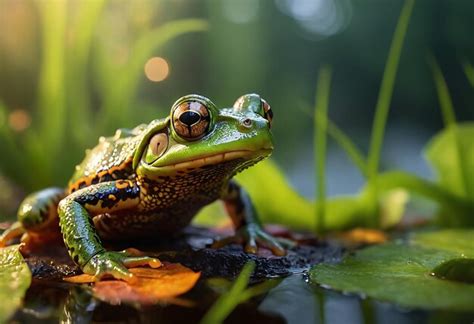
140;148;271;174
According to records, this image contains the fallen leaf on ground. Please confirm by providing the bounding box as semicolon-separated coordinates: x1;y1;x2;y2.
64;263;200;305
335;228;388;245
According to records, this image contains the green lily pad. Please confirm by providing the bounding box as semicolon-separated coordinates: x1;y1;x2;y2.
310;230;474;311
432;258;474;284
0;244;32;322
412;229;474;256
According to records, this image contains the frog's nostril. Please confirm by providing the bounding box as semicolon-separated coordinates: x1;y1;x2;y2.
242;118;252;128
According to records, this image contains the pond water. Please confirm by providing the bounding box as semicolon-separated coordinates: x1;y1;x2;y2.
11;274;474;324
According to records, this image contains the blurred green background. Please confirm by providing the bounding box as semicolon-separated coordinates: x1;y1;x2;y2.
0;0;473;220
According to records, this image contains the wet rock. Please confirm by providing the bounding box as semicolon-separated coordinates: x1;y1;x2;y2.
24;226;343;281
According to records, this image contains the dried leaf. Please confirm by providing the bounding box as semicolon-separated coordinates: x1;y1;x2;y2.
336;228;388;246
63;273;96;284
64;263;200;305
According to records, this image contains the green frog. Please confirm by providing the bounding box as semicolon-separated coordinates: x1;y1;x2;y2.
0;94;289;281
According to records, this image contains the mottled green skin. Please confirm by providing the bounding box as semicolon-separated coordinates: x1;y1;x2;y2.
4;94;285;280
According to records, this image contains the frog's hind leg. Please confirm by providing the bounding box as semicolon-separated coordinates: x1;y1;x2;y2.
0;187;65;248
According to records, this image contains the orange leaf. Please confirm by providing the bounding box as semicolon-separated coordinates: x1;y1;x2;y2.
64;263;201;305
337;228;388;245
63;273;96;284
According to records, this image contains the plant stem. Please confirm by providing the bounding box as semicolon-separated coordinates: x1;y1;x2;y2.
462;60;474;88
366;0;415;225
36;0;67;154
314;65;332;233
428;55;472;199
326;118;367;177
427;55;456;126
201;262;255;324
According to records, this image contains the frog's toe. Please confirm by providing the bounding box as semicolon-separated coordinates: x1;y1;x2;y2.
255;231;286;256
244;236;258;254
122;256;162;269
211;235;241;249
83;252;135;282
212;224;293;256
275;236;297;249
102;263;136;283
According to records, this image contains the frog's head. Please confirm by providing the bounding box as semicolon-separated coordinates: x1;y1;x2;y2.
134;94;273;179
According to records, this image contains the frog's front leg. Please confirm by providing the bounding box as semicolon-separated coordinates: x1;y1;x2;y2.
58;180;160;282
214;180;294;256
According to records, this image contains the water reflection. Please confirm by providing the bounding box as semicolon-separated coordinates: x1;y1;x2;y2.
258;274;474;324
259;275;320;323
11;274;474;323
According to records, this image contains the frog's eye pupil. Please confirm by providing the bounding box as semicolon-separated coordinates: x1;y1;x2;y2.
179;111;201;126
172;101;210;140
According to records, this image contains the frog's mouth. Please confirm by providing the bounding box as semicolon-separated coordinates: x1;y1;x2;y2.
147;148;272;173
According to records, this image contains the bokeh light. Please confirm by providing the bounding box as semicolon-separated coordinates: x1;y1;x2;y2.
144;57;170;82
222;0;259;24
8;109;31;132
276;0;352;37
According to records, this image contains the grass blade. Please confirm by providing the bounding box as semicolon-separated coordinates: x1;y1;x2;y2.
35;0;67;153
326;118;367;176
314;65;332;233
427;55;456;126
462;60;474;88
201;262;255;324
304;101;367;176
367;0;415;179
0;103;25;185
366;0;415;226
67;0;107;144
428;55;472;199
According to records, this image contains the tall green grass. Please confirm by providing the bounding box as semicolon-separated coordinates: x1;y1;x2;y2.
0;1;208;192
314;66;332;233
428;56;472;197
463;60;474;88
201;262;280;324
366;0;415;225
311;0;415;229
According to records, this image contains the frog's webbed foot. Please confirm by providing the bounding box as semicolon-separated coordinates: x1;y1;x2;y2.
212;224;296;256
83;250;162;282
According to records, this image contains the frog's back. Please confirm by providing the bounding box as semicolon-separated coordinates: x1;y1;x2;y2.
68;124;149;193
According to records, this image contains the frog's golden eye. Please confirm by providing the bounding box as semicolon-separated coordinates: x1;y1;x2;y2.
261;99;273;128
172;101;210;140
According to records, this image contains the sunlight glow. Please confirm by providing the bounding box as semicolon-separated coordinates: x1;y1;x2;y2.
144;57;170;82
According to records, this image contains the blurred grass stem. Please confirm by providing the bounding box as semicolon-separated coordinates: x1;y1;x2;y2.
367;0;415;225
314;66;332;233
